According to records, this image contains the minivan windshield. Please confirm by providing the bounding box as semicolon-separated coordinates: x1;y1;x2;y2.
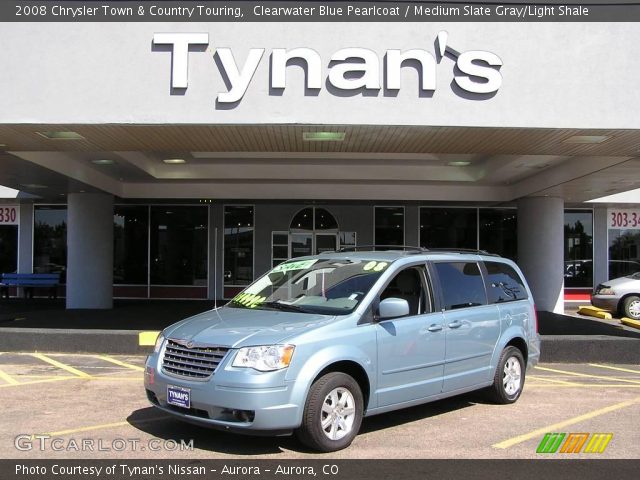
228;258;390;315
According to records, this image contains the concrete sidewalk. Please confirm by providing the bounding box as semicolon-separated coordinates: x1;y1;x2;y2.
1;299;639;362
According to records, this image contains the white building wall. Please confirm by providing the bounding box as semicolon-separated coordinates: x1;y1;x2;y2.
0;23;639;128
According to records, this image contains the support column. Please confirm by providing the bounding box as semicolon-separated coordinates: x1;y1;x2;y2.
66;193;113;309
517;196;564;313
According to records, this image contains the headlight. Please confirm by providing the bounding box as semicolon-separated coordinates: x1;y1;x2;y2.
232;345;295;372
598;287;615;295
154;334;165;353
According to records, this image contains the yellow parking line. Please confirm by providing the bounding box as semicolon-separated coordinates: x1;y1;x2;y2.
493;396;640;449
528;375;581;386
94;355;145;372
45;416;168;437
0;377;77;388
0;367;20;385
588;364;640;375
535;366;640;385
527;384;640;388
30;353;92;378
46;421;129;436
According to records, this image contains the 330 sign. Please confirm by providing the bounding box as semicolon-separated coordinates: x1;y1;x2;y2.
0;205;19;225
608;209;640;229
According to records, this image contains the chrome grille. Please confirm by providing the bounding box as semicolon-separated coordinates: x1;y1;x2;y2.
162;339;229;380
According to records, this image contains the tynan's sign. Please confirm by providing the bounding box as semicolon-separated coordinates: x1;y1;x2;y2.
153;31;502;104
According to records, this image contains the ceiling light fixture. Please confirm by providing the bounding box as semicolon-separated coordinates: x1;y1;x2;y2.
163;158;187;164
303;132;345;141
91;159;114;165
20;183;47;189
447;161;471;166
563;135;609;144
36;131;85;140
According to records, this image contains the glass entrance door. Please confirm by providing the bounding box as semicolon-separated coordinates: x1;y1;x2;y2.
315;233;338;254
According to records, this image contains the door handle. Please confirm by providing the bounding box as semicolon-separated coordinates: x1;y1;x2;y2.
448;320;463;329
427;324;443;332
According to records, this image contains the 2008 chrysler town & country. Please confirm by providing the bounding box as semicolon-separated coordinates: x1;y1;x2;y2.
144;248;540;451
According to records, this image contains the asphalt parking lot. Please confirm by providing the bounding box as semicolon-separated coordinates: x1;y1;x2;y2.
0;352;638;459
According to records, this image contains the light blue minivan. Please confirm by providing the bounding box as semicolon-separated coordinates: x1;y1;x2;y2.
144;248;540;451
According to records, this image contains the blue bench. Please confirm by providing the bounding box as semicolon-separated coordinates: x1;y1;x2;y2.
0;273;61;299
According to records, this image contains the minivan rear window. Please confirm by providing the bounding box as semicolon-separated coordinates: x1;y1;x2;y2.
484;261;528;303
433;262;487;310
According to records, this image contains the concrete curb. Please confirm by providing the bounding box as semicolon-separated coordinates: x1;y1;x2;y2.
1;328;640;363
0;328;152;355
540;335;640;364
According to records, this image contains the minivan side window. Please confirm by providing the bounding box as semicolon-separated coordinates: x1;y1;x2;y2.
380;266;431;316
433;262;487;310
484;261;529;303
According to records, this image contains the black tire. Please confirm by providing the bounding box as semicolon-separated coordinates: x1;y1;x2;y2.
487;346;526;404
295;372;363;452
622;295;640;320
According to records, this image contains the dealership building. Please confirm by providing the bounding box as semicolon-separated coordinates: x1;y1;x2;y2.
1;21;640;313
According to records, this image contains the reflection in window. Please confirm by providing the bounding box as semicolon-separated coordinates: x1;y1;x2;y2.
485;261;528;303
375;207;404;248
608;230;640;280
480;209;517;260
433;262;487;310
34;206;67;281
564;210;593;287
224;206;254;286
150;206;208;286
114;206;149;284
420;208;477;250
0;226;18;273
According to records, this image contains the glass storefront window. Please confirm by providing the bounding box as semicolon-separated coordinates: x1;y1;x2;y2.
374;206;404;248
34;206;67;281
608;230;640;279
0;225;18;273
564;210;594;287
150;206;208;286
224;206;254;286
479;209;517;260
420;208;477;250
114;206;149;284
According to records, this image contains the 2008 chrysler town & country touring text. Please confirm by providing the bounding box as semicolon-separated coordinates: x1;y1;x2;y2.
144;248;540;452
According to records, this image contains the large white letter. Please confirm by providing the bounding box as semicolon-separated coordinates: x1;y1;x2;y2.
215;48;265;103
271;48;322;90
328;48;380;90
386;49;436;91
454;51;503;94
153;33;209;89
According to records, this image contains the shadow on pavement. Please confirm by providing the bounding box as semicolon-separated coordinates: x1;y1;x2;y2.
127;392;487;455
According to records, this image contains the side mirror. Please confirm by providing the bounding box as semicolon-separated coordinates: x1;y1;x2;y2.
378;297;410;320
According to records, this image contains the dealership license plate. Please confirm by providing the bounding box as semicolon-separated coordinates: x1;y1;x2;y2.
167;385;191;409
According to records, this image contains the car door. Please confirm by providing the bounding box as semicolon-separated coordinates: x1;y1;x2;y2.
375;265;446;407
431;261;500;393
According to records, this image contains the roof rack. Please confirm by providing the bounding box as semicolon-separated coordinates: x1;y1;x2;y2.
334;245;427;254
330;246;501;257
426;248;501;257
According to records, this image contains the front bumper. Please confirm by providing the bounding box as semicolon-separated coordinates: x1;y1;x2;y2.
591;295;620;313
144;352;303;434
